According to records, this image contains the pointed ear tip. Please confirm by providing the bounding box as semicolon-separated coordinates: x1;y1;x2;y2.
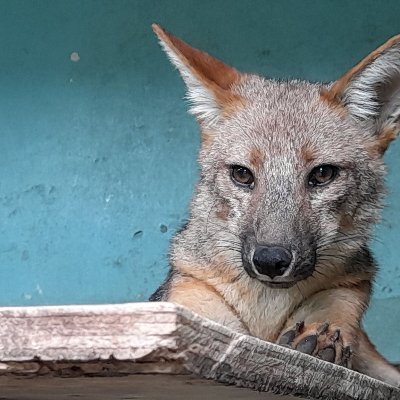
152;23;168;40
151;23;162;35
151;23;170;41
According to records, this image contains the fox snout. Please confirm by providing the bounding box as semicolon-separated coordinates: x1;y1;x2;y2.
242;236;316;288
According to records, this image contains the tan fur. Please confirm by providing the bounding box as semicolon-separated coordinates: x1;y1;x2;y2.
354;331;400;386
249;147;265;169
168;274;248;333
300;144;316;164
215;201;230;221
220;94;247;119
151;26;400;387
172;258;371;343
339;212;355;231
201;129;214;147
368;125;398;156
171;267;301;341
284;285;369;331
319;88;348;115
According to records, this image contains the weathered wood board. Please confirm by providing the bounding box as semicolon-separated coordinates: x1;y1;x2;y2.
0;302;398;400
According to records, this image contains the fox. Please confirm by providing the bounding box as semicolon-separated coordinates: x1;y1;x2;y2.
149;23;400;387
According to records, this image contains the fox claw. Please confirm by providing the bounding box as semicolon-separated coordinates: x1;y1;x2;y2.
341;345;352;368
277;321;352;367
278;320;304;347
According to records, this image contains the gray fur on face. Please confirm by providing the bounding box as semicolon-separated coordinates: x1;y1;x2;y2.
172;76;386;287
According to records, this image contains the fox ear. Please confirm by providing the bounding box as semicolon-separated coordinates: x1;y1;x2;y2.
323;35;400;154
152;24;244;127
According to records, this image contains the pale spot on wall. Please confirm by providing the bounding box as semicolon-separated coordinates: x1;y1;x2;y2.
70;52;80;62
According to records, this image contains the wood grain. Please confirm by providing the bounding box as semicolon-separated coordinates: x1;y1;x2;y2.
0;302;398;399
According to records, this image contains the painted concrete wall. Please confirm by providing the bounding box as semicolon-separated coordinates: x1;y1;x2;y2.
0;0;399;361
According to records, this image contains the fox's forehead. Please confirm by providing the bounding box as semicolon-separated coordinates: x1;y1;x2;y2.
213;76;367;166
233;76;336;133
236;76;321;105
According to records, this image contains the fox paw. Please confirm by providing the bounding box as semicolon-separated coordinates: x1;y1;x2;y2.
277;321;352;367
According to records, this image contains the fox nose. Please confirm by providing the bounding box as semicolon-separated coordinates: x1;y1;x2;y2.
252;245;292;278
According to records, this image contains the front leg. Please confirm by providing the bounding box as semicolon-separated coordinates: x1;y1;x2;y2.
277;286;400;386
166;273;249;334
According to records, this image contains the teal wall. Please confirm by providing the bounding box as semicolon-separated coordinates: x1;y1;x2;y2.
0;0;399;361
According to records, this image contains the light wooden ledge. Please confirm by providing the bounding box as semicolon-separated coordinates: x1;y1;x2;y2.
0;302;399;400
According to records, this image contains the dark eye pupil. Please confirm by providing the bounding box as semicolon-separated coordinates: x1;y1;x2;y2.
231;165;254;186
235;167;250;182
309;165;336;186
316;167;330;179
237;167;249;180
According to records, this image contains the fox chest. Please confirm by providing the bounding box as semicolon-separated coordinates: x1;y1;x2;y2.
222;284;302;342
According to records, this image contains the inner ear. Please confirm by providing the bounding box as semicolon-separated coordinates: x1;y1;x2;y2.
375;75;400;121
325;35;400;108
322;35;400;154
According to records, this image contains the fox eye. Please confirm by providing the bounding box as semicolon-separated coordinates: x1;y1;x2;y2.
308;165;338;187
231;165;255;188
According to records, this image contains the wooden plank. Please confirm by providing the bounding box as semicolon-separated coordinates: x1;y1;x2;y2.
0;302;399;399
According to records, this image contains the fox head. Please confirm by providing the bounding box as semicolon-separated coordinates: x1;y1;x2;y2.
153;24;400;288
